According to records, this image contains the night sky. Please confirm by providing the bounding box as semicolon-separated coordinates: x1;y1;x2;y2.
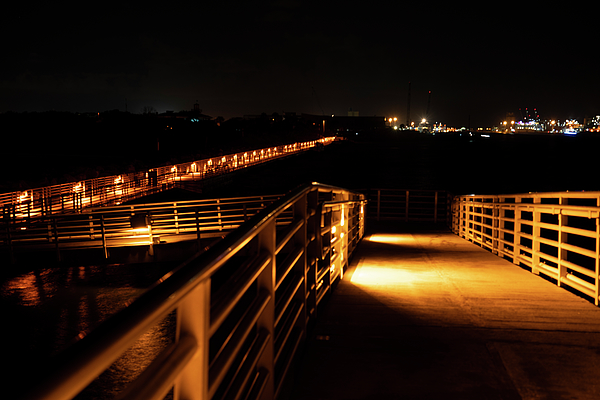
3;2;598;127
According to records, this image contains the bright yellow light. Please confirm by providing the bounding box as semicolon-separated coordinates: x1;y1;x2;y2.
351;264;436;287
331;226;337;235
367;234;411;245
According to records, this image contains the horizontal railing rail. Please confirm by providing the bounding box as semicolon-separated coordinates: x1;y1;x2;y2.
20;182;366;400
452;191;600;305
362;188;450;223
1;138;335;223
1;194;283;262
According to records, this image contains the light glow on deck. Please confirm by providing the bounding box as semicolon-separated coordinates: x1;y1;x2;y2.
367;234;412;245
351;265;425;286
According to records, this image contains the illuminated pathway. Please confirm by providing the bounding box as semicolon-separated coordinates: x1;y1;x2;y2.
290;223;600;399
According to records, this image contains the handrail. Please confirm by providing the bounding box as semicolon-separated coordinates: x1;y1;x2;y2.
1;194;282;262
452;191;600;305
20;182;365;400
361;188;450;223
0;137;336;222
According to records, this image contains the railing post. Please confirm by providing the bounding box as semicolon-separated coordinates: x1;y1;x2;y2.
293;192;309;337
217;199;222;231
557;196;568;287
256;218;276;400
89;215;95;240
531;196;541;275
101;214;108;259
513;196;521;266
306;189;320;324
174;279;210;400
491;196;499;255
174;203;179;234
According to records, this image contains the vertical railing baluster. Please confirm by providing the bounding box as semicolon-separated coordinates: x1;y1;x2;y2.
174;279;210;400
256;217;276;400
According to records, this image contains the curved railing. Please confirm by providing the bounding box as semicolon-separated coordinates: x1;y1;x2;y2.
1;138;335;222
452;191;600;305
20;182;365;400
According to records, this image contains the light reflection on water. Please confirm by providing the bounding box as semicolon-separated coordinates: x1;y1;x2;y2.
0;262;177;399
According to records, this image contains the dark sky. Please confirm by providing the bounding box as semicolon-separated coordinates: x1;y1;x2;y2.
2;1;598;127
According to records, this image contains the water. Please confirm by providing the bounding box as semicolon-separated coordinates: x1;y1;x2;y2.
0;262;177;399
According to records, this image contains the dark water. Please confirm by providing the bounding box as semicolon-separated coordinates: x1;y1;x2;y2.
0;263;177;398
206;131;600;197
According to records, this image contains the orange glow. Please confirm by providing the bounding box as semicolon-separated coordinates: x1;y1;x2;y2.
18;191;30;203
367;234;411;245
351;264;432;286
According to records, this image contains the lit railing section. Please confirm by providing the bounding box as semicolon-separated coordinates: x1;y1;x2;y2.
452;191;600;305
1;194;282;261
19;182;365;400
0;137;336;223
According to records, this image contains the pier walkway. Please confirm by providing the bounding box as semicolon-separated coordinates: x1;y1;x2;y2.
289;222;600;400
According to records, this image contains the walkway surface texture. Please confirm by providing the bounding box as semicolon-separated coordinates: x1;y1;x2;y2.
289;224;600;400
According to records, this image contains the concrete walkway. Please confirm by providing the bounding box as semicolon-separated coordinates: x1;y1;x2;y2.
289;224;600;400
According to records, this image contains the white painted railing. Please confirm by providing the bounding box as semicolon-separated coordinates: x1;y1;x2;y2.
19;182;365;400
452;191;600;305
